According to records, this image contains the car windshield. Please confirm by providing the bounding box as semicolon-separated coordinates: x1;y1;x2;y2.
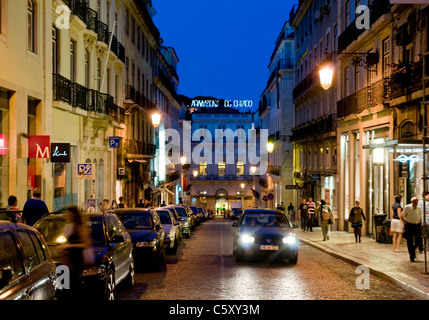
157;211;172;224
241;212;290;228
35;216;105;246
173;207;187;217
117;213;153;229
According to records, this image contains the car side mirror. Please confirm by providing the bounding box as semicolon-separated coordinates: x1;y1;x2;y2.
232;222;238;227
0;268;12;289
110;235;125;243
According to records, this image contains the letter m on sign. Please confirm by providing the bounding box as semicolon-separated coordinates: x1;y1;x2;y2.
28;135;50;158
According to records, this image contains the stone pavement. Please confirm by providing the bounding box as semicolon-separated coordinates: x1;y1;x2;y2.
295;226;429;300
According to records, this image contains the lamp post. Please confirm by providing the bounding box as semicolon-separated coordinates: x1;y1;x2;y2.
152;112;161;206
179;156;186;204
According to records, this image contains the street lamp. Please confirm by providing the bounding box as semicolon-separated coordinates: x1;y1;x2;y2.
193;170;199;178
180;156;186;165
152;112;161;128
267;142;274;154
319;66;334;90
250;165;257;174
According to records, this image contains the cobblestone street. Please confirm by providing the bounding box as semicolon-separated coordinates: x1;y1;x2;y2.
117;219;422;300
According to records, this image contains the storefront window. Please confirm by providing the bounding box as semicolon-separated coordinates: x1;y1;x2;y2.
53;146;77;211
0;90;9;207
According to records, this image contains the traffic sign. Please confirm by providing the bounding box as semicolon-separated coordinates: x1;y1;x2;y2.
285;185;301;190
78;163;93;179
109;137;120;148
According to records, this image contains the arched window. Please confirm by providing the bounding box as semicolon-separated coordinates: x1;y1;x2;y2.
399;121;415;140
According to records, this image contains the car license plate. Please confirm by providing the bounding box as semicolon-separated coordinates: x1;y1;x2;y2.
260;245;279;251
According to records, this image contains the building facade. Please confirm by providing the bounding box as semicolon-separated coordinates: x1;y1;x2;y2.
258;21;295;210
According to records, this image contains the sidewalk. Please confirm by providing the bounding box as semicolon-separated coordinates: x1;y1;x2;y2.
295;226;429;300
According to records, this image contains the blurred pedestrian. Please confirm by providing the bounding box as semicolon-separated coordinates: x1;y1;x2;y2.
306;197;316;232
118;196;127;208
58;206;92;298
136;199;145;208
348;200;366;243
100;199;109;211
7;195;22;223
22;188;49;226
0;195;18;223
319;199;333;241
391;195;404;252
111;200;118;209
287;203;295;221
298;198;308;232
401;197;422;262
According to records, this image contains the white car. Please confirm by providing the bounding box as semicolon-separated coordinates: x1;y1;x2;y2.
156;209;181;254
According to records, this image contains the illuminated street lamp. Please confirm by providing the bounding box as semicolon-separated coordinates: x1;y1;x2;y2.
250;165;257;174
193;170;199;178
267;142;274;154
319;66;334;90
180;156;186;165
152;112;161;128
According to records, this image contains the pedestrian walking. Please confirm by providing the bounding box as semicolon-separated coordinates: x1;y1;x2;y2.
58;205;93;298
401;197;423;262
391;195;404;252
319;199;333;241
22;188;49;226
298;198;308;232
111;200;118;209
287;203;295;221
136;199;145;208
348;200;366;243
306;197;316;232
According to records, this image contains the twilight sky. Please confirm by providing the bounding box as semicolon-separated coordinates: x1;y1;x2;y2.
153;0;295;112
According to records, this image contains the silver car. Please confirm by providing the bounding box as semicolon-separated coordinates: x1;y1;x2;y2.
156;209;181;254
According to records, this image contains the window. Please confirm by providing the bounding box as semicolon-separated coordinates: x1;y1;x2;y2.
199;161;207;177
236;162;244;176
85;50;90;88
345;0;351;27
344;66;350;96
218;162;226;176
125;9;129;36
131;17;135;43
382;37;391;78
96;58;101;91
16;230;40;272
28;0;35;52
0;231;24;280
70;40;76;83
52;27;58;74
405;44;413;64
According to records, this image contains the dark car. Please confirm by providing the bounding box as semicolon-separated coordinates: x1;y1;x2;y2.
165;205;193;238
0;221;57;300
34;211;135;300
229;208;243;220
113;208;165;270
189;206;202;225
232;209;299;264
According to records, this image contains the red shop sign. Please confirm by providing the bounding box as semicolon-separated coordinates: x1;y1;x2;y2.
0;134;7;155
28;135;50;158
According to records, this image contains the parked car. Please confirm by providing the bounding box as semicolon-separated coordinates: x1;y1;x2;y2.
189;206;202;225
232;209;299;264
0;221;57;300
113;208;165;270
156;209;181;254
229;208;243;220
34;211;135;300
165;205;193;238
161;206;183;242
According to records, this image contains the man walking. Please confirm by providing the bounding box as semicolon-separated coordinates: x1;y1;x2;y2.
22;188;49;226
307;197;316;231
299;198;308;232
401;197;422;262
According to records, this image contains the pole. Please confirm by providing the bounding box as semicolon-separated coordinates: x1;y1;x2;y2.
100;21;117;93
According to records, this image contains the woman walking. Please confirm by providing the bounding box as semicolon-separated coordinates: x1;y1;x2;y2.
391;195;404;252
348;201;366;243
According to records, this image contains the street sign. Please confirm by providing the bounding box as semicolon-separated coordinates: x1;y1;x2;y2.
268;193;274;200
51;143;70;163
109;137;120;148
285;185;301;190
78;163;93;179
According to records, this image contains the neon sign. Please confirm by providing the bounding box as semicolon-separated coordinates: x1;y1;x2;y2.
393;154;422;165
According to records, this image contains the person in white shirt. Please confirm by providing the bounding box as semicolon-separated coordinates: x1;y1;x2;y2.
401;197;422;262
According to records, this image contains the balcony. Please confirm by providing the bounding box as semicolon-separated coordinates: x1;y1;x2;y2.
338;0;391;53
337;79;389;118
53;74;121;121
134;0;160;44
267;59;294;85
153;66;177;98
125;85;157;111
291;114;336;142
124;139;157;158
386;60;423;101
293;69;320;101
268;166;281;176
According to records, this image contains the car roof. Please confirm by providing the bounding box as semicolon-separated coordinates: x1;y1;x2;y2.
113;208;152;215
244;209;284;214
0;221;37;232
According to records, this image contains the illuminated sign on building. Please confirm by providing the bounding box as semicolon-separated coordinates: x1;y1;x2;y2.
393;154;422;165
28;135;50;159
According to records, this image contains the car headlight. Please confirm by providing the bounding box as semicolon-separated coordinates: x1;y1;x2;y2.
181;221;189;227
240;234;255;244
283;235;297;245
136;239;157;247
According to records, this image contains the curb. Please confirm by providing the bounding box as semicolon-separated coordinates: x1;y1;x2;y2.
297;236;429;300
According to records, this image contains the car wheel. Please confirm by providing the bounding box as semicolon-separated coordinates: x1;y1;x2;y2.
124;256;135;289
289;251;298;265
172;237;179;254
105;269;116;300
